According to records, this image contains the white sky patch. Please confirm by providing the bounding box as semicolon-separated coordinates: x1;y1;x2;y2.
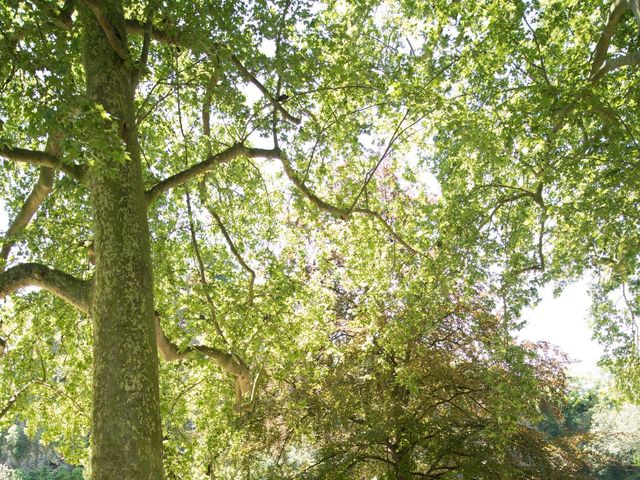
259;39;277;58
419;170;441;196
243;82;263;107
519;278;604;378
0;203;7;231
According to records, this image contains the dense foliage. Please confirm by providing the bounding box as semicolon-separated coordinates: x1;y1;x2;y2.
0;0;638;477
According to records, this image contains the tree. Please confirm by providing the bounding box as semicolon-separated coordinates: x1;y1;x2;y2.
0;0;433;477
422;0;640;397
1;0;637;478
259;299;585;479
540;381;640;479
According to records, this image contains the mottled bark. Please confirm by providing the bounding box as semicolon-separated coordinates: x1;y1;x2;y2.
80;1;163;478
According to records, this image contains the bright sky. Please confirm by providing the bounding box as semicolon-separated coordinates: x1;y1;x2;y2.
519;278;604;378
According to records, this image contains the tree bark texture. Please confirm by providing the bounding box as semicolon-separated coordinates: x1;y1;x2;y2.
80;1;164;478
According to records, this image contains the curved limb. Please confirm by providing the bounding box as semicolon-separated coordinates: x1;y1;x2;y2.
154;314;254;411
0;263;91;314
592;0;630;77
0;134;63;270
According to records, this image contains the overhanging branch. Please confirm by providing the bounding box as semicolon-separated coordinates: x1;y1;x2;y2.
0;145;86;183
230;55;301;125
0;263;91;314
277;150;421;254
278;150;350;219
145;144;279;205
36;2;188;49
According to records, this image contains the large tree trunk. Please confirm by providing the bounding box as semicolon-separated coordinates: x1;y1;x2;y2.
80;2;164;478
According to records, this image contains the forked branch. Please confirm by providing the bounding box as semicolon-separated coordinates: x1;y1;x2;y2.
79;0;129;60
230;55;301;125
277;150;421;255
185;192;228;343
591;0;632;77
591;50;640;82
590;0;640;82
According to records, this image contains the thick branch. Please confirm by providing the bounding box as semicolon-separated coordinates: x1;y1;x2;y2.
591;50;640;82
0;263;91;313
591;0;630;76
145;144;279;205
1;134;62;269
154;315;253;409
80;0;129;60
0;145;86;183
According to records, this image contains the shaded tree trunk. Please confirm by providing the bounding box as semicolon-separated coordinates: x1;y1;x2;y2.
80;1;164;478
391;448;413;480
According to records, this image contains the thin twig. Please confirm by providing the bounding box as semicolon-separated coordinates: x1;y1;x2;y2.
185;191;228;345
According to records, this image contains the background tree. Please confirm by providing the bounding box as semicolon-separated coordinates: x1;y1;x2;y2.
419;0;640;398
246;282;587;480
